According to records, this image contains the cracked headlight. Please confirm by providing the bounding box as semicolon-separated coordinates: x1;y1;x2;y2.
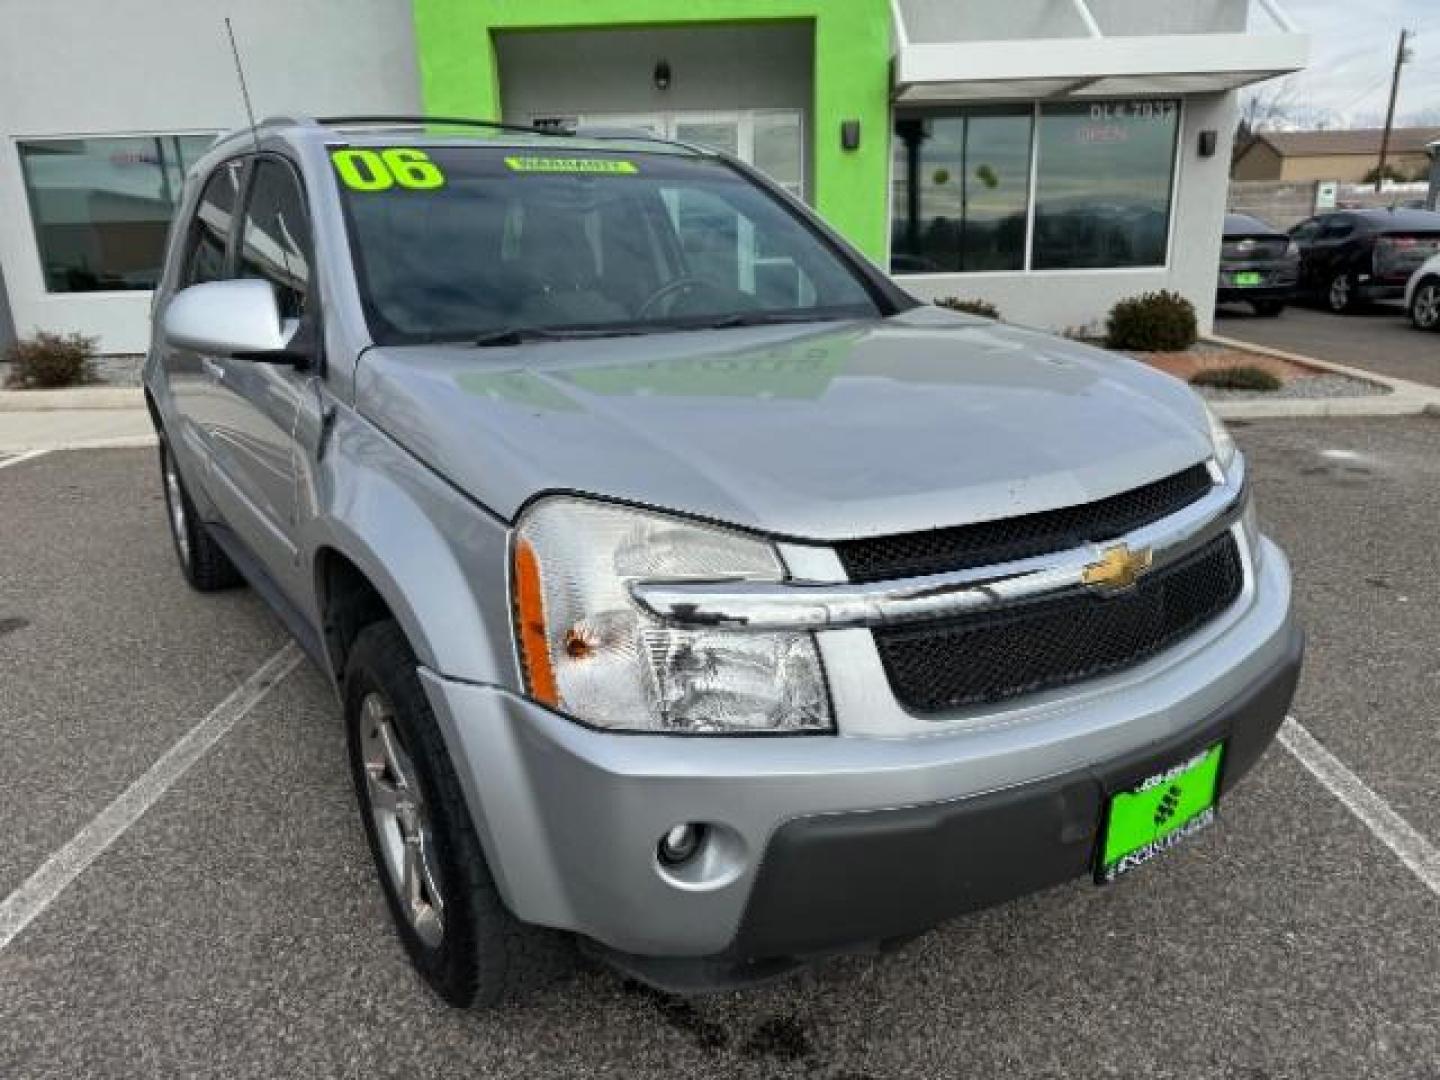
511;497;832;734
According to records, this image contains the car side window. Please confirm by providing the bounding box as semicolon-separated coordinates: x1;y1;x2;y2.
237;158;312;321
1289;218;1320;243
184;160;245;287
1320;218;1355;240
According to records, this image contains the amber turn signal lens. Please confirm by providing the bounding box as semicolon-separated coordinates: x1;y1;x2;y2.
513;539;558;705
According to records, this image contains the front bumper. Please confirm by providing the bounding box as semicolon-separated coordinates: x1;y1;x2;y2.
1218;284;1295;304
420;536;1299;969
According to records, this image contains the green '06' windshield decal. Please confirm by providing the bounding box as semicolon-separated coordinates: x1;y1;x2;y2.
331;148;445;191
504;156;638;175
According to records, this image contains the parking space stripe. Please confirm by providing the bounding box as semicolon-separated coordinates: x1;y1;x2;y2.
1280;716;1440;899
0;449;52;470
0;642;304;953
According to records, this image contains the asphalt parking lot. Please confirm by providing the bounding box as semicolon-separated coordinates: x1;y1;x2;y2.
2;423;1439;1079
1219;301;1440;388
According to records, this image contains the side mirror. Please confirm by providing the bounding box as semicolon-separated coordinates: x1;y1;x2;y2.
163;279;306;364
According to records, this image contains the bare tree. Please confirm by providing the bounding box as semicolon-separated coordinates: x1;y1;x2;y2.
1237;80;1337;141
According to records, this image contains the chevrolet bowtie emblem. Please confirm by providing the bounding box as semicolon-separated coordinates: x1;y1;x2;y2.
1082;544;1154;591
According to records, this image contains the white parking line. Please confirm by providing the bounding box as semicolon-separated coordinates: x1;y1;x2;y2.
0;642;304;953
1280;716;1440;898
0;449;52;470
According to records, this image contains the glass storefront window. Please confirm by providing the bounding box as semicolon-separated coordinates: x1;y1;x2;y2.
891;110;1032;274
1032;100;1180;270
19;134;215;293
889;100;1181;275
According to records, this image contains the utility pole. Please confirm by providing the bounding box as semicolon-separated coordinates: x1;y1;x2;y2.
1376;29;1413;192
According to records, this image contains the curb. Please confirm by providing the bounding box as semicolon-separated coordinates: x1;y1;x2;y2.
0;386;145;412
1204;334;1440;421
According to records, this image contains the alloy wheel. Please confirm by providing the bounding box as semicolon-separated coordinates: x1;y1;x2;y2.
1329;275;1351;312
1414;284;1440;330
359;692;446;947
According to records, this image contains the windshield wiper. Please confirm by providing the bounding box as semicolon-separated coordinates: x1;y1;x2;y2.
473;325;656;348
697;311;846;331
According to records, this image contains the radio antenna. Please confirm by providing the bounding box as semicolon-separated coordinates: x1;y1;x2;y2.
223;17;261;151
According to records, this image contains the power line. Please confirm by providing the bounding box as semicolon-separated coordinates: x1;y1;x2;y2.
1335;70;1397;115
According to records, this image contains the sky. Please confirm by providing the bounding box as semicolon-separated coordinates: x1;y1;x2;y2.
1247;0;1440;129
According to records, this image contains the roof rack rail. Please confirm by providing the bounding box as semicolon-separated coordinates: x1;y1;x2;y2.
256;115;312;130
210;116;312;148
313;115;710;155
316;115;567;136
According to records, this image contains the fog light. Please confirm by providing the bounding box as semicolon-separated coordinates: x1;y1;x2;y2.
658;823;705;866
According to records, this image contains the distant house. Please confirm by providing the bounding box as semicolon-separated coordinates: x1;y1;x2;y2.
1233;127;1440;183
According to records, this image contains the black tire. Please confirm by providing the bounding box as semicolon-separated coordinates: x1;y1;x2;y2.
1252;299;1285;318
344;620;570;1008
1410;278;1440;331
158;438;243;592
1327;272;1358;314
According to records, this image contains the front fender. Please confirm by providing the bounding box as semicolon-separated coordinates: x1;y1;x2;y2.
310;411;517;688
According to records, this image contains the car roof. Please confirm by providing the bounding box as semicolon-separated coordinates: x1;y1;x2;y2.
1328;208;1440;230
1224;213;1281;235
209;115;710;160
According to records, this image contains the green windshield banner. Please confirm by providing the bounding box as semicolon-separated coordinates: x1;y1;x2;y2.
503;156;638;175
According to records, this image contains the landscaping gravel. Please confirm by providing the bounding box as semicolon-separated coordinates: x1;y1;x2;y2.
90;354;145;386
1190;372;1389;401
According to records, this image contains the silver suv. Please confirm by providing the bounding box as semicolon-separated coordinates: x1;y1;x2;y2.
144;116;1302;1006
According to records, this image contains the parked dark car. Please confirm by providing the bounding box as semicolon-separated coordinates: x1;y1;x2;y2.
1217;213;1298;316
1289;208;1440;314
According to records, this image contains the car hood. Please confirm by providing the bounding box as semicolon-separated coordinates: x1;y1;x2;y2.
353;308;1215;541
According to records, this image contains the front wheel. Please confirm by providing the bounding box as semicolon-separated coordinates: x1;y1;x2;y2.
1252;299;1286;318
344;620;570;1007
1410;279;1440;331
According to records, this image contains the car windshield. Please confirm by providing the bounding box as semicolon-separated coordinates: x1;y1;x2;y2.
332;145;884;345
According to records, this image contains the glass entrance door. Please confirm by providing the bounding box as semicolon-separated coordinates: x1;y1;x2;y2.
562;110;805;200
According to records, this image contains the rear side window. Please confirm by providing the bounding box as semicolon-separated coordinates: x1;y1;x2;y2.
237;158;312;320
1320;218;1355;240
184;160;244;286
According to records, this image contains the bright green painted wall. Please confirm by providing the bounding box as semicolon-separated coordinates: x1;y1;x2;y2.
411;0;893;260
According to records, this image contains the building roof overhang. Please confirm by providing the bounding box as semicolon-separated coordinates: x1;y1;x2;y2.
891;1;1309;105
894;33;1309;104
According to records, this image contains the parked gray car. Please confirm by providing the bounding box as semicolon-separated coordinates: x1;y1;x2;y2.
144;117;1302;1007
1217;213;1298;316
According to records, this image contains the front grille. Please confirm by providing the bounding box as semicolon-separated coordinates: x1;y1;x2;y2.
837;464;1214;583
873;532;1244;711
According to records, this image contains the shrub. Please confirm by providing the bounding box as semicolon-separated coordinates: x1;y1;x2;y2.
1189;365;1283;392
4;332;98;389
1105;290;1197;352
936;297;1001;320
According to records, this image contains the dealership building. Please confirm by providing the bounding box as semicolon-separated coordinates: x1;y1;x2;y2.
0;0;1307;355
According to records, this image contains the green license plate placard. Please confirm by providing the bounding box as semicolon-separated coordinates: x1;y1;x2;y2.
1097;743;1224;883
1234;271;1263;287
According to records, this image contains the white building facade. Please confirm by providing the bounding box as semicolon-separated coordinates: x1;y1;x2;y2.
0;0;1306;354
